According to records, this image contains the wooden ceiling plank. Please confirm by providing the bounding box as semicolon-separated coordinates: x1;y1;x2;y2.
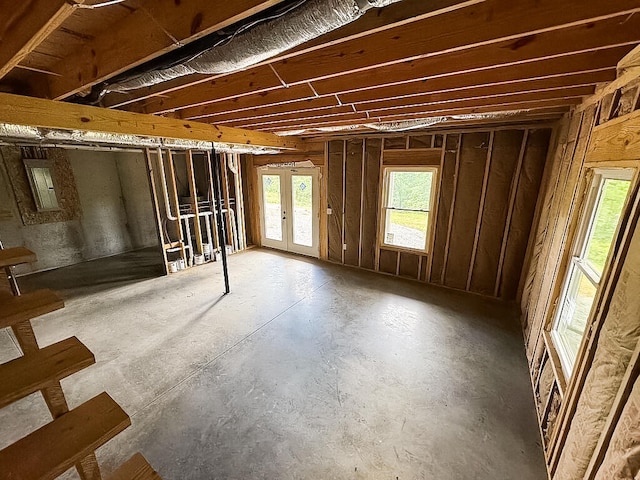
0;0;83;80
45;0;286;100
190;70;611;124
140;14;640;115
0;92;299;150
102;0;483;109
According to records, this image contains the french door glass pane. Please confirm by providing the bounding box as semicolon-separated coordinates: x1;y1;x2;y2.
262;175;282;241
555;264;597;372
385;209;429;250
584;178;631;276
292;175;313;247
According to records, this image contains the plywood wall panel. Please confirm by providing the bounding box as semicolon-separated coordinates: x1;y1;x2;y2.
430;134;459;284
500;129;551;299
384;137;407;150
408;135;433;149
344;139;363;267
470;130;524;295
444;132;491;290
327;140;344;263
360;139;381;270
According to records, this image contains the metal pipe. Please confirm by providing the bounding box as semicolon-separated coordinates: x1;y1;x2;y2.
0;239;21;296
211;146;230;294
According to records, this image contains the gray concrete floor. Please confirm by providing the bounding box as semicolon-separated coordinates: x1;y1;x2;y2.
0;248;546;480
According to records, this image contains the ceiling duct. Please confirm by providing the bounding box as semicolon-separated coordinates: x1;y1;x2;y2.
108;0;403;93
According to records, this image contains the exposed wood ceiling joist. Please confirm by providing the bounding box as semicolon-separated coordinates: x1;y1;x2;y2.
102;0;483;109
189;70;613;126
123;0;640;116
0;0;83;80
0;93;299;150
44;0;287;100
234;89;589;129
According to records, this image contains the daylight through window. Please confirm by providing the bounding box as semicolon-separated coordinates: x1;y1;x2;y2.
551;168;633;377
381;167;437;253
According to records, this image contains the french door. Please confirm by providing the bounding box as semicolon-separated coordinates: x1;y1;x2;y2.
258;167;320;257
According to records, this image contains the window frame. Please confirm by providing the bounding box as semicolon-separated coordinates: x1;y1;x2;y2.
378;166;438;255
550;167;634;378
23;158;61;212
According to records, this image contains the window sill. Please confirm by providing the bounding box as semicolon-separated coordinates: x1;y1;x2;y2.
543;330;568;399
380;244;428;256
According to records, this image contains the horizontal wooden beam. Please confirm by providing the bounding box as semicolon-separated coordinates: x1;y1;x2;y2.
46;0;286;100
233;87;592;129
192;70;610;125
0;93;300;150
588;109;640;162
180;49;620;121
0;0;81;80
103;0;482;109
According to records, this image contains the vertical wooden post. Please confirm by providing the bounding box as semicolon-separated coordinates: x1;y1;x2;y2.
441;135;462;285
186;150;204;256
166;149;187;263
467;131;495;291
144;149;169;275
494;129;529;298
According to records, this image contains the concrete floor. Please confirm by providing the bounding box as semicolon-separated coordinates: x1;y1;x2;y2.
0;248;546;480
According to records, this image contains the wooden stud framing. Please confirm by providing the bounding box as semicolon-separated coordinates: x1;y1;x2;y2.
467;131;495;290
144;149;169;275
186;150;204;255
440;137;462;284
341;141;347;265
166;150;187;263
426;134;448;281
494;129;529;297
358;140;366;267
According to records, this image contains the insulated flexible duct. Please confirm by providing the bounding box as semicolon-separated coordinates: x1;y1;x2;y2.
108;0;403;93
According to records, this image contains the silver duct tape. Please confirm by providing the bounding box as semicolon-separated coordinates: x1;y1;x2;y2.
108;0;403;93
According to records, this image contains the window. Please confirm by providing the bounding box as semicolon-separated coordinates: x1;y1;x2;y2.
551;168;633;377
24;159;60;212
380;167;437;252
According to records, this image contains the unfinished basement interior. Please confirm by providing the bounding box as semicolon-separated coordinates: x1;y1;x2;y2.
1;1;640;479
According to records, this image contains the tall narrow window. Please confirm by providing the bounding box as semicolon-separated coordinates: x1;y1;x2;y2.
551;169;633;377
24;159;60;212
380;167;437;253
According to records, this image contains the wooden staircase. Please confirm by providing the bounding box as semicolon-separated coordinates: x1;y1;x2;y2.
0;246;162;480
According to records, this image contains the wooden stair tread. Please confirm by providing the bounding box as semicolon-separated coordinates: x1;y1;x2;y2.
0;247;36;269
108;453;162;480
0;336;95;409
0;392;131;480
0;289;64;329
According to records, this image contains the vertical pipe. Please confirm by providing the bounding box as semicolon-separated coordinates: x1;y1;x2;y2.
212;147;230;294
